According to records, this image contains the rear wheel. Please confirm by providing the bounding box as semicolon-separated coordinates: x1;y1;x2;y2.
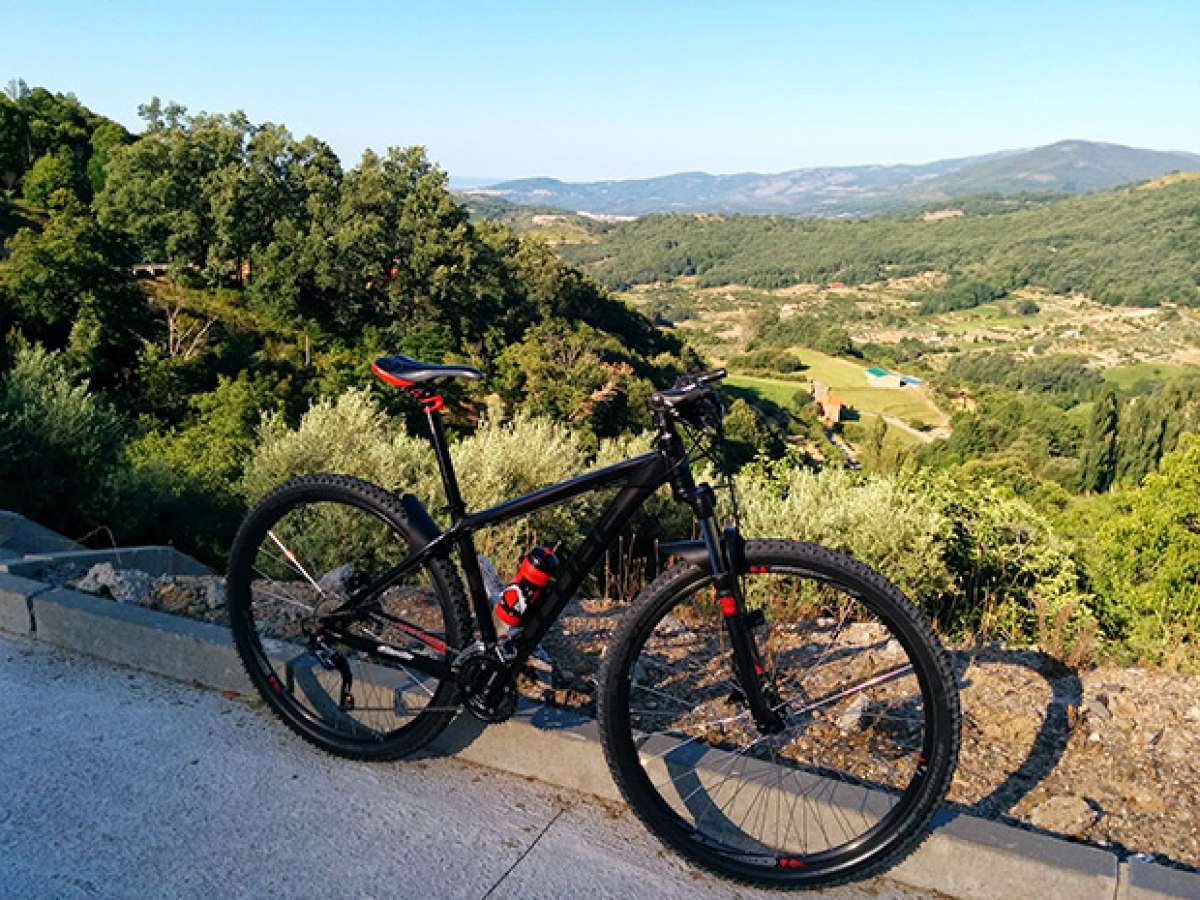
599;540;960;889
227;474;469;760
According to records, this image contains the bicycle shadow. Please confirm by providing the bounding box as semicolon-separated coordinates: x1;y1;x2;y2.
427;643;1088;840
946;645;1082;822
424;696;595;757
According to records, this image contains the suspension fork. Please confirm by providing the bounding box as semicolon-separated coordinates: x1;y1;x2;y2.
696;504;784;734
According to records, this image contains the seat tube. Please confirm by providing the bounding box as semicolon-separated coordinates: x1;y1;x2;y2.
426;407;465;519
425;406;497;643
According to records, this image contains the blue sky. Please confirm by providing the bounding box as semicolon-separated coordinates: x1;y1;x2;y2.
7;1;1199;181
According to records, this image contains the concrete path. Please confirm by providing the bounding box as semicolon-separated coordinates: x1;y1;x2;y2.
0;634;935;900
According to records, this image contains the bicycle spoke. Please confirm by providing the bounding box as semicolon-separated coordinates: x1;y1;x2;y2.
233;491;460;753
615;559;943;877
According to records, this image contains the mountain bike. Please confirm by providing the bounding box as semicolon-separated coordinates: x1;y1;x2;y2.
226;354;961;889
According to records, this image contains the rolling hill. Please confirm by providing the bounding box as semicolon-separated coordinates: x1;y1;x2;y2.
470;141;1200;217
559;175;1200;305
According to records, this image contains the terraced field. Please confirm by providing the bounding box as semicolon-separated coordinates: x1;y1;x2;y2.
727;347;949;428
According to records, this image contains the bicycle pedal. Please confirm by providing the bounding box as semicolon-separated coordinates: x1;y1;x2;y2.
745;608;766;629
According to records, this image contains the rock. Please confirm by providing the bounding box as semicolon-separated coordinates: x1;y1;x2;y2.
1153;729;1190;760
844;622;884;645
1029;796;1095;836
1086;697;1112;721
838;694;867;730
204;579;226;611
1104;692;1137;719
1121;783;1167;815
979;710;1040;745
72;563;154;605
153;581;195;615
318;564;355;596
1185;706;1200;723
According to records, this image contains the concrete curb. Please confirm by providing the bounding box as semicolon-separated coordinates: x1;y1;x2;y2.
30;587;252;694
1;579;1197;900
0;573;47;635
0;545;213;579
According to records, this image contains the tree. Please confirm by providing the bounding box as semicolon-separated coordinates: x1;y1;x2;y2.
858;416;891;473
1087;434;1200;663
20;148;82;207
310;146;483;339
1077;388;1119;493
0;93;28;189
97;107;248;276
495;319;649;438
723;398;785;469
0;209;150;387
86;121;128;194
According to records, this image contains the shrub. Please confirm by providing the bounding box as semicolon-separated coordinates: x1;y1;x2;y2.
241;390;684;570
0;344;127;538
243;388;434;503
733;458;1095;659
736;460;954;602
1084;434;1200;669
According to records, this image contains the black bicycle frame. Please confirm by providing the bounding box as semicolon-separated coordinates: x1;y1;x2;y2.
323;392;783;732
326;406;673;667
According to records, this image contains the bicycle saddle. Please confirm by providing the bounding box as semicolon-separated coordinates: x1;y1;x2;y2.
371;354;483;388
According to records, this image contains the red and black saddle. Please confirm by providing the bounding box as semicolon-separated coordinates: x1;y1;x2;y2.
371;354;482;388
371;354;482;412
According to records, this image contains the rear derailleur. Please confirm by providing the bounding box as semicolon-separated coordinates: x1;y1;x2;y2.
310;632;355;713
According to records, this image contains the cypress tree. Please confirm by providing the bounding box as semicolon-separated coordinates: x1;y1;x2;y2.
1077;387;1120;493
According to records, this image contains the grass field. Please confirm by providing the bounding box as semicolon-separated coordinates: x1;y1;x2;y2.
1103;361;1196;389
728;346;949;427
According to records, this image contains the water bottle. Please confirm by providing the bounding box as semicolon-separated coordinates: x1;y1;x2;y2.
492;546;560;634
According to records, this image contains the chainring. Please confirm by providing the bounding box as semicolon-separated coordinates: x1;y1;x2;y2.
456;649;518;723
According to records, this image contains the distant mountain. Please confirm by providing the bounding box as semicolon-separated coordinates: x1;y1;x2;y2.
448;175;511;190
470;141;1200;217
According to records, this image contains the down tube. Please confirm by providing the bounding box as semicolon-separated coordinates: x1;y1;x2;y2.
514;480;662;658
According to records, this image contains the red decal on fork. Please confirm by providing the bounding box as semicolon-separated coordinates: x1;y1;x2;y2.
719;596;738;617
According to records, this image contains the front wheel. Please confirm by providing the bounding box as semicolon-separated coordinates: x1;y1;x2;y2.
598;540;960;889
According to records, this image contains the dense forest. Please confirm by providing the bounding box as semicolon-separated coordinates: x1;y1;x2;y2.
0;81;692;555
1;81;1198;669
561;179;1200;307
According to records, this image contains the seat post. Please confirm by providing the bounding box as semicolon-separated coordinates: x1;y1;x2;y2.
425;406;467;523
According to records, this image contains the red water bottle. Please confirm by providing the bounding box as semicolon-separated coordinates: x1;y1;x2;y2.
494;546;560;629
